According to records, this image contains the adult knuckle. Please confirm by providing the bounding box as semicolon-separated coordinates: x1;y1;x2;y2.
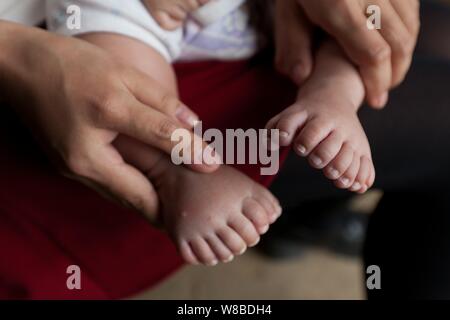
367;43;391;65
396;36;415;58
160;93;181;114
95;92;129;126
154;118;178;139
333;0;353;20
320;0;359;32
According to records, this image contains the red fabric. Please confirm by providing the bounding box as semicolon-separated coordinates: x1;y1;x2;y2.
0;54;296;299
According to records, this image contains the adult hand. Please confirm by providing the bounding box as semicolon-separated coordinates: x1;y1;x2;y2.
275;0;420;109
0;21;218;221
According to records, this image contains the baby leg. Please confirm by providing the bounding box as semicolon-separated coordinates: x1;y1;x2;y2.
78;33;178;94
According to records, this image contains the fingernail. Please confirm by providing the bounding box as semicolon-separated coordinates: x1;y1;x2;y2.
310;155;323;168
297;144;307;156
176;104;199;127
239;246;247;255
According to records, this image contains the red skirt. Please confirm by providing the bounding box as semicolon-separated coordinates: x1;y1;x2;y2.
0;54;296;299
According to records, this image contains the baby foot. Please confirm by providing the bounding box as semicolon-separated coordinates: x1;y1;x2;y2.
266;92;375;194
268;39;375;193
150;157;282;266
115;135;281;266
144;0;210;30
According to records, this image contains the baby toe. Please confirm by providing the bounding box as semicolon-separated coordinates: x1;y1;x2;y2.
205;234;234;263
243;198;270;234
265;114;281;131
190;237;219;266
228;215;260;248
254;189;282;224
217;227;247;256
350;156;371;193
324;143;354;181
309;131;343;169
294;119;332;157
275;110;308;146
367;162;376;189
179;240;199;265
336;153;360;189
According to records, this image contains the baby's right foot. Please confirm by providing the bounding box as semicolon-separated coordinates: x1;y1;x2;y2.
159;162;282;265
116;136;282;266
154;160;282;265
144;0;210;30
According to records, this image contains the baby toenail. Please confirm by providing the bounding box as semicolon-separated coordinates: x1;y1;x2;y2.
224;255;234;263
250;237;260;247
297;145;307;155
261;225;269;234
311;155;323;167
340;177;350;186
351;182;361;191
207;259;218;266
329;168;340;179
280;131;290;139
273;209;282;221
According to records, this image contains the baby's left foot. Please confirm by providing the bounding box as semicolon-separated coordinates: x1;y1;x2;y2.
267;93;375;194
267;41;376;193
144;0;210;30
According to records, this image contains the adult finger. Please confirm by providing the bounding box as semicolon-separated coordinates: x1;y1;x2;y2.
390;0;421;39
275;1;314;85
300;2;392;108
109;97;221;173
63;140;160;222
378;0;416;88
122;67;199;128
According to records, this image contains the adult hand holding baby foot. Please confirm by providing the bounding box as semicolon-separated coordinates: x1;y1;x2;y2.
0;21;218;222
275;0;420;109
